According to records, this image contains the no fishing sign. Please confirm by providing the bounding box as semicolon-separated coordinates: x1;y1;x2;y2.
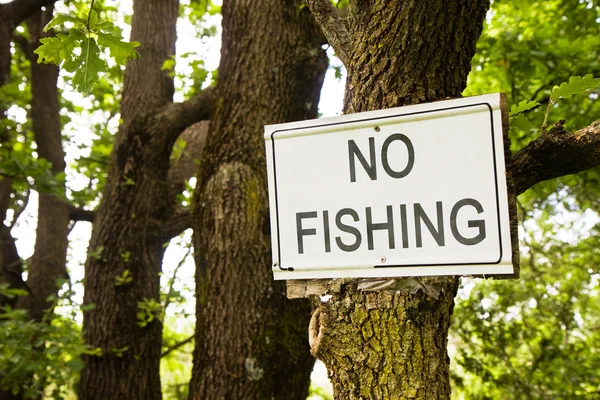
265;94;518;280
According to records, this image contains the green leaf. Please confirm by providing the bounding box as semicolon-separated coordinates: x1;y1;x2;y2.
97;32;140;65
90;20;120;34
88;9;99;27
510;113;535;134
550;74;600;101
34;12;138;93
34;34;77;65
509;100;540;117
43;13;87;32
161;58;175;72
72;37;106;93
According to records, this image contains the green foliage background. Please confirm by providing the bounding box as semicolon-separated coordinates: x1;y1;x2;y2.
453;0;600;398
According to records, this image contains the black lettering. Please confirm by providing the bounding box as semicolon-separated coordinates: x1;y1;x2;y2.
323;210;331;253
381;134;415;179
335;208;362;252
296;212;317;254
348;138;377;182
366;206;395;250
451;198;486;245
414;202;445;247
400;204;409;248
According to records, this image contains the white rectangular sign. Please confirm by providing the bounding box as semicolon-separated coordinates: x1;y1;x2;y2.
265;94;514;280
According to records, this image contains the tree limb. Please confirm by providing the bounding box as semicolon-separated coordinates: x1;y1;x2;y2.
161;334;194;358
306;0;351;67
159;207;192;240
512;119;600;195
7;0;56;26
152;87;214;153
67;203;96;223
168;121;208;200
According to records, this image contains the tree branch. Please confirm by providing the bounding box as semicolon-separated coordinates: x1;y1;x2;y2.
512;119;600;195
159;207;192;240
67;203;96;223
168;121;208;199
152;87;214;153
161;334;194;358
7;0;56;26
306;0;351;67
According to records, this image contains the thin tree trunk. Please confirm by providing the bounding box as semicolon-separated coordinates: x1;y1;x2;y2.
310;1;489;399
188;0;327;398
15;9;69;323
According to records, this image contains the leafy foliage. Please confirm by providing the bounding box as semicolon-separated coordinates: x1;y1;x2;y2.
508;74;599;135
137;298;164;327
161;318;194;400
509;100;540;117
550;74;600;101
453;205;600;399
509;113;536;136
114;269;133;286
34;10;139;92
455;0;600;398
0;285;86;399
465;0;600;147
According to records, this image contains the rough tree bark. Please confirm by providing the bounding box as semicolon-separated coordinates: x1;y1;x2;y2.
78;0;212;398
188;0;327;398
306;1;489;399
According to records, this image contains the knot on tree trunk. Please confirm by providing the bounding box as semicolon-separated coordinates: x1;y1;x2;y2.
309;307;323;355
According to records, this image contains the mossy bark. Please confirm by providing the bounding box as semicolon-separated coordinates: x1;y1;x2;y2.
312;280;459;399
188;0;327;399
312;1;490;399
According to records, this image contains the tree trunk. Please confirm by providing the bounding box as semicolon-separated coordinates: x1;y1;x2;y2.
310;1;489;399
78;0;179;398
15;9;69;323
188;1;327;399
